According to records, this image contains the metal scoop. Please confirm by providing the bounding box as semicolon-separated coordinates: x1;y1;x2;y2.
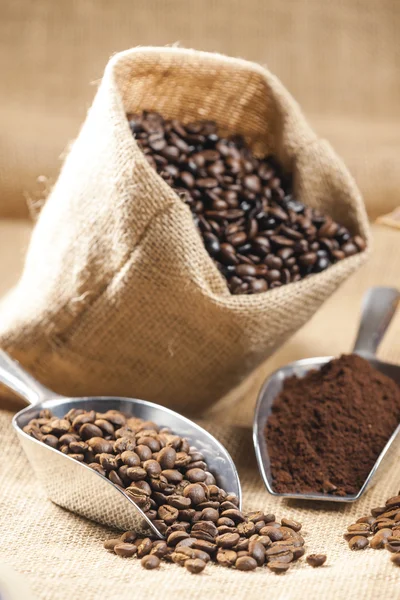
254;286;400;503
0;354;241;536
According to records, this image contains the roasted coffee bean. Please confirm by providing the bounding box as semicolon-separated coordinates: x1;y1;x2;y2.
42;434;59;448
260;526;283;542
348;536;369;550
385;537;400;553
234;537;249;551
137;538;153;558
79;423;104;440
94;419;115;437
217;533;240;548
158;505;179;524
167;531;190;546
306;554;327;567
141;554;160;570
183;484;206;505
281;518;302;532
216;549;237;567
88;463;106;476
185;558;207;574
265;546;293;563
391;554;400;566
98;453;120;471
220;509;245;524
235;556;257;571
103;538;122;551
267;561;290;573
370;529;392;548
237;521;256;537
87;437;114;455
157;447;177;469
248;540;265;566
120;531;137;544
186;468;207;483
126;466;147;481
114;542;137;557
258;535;272;548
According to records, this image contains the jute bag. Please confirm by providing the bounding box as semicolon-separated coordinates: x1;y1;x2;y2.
0;47;369;412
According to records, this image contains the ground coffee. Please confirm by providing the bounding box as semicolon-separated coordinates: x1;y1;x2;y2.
128;111;365;295
265;354;400;496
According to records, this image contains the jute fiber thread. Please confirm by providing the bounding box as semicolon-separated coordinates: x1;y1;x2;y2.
0;48;369;411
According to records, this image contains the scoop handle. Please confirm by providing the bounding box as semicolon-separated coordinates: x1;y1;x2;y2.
0;349;58;405
353;286;400;356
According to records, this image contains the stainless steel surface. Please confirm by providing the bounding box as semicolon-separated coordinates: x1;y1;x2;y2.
254;286;400;503
0;353;241;536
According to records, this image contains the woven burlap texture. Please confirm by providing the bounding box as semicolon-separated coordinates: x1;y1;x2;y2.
0;223;399;600
0;47;369;413
1;1;400;221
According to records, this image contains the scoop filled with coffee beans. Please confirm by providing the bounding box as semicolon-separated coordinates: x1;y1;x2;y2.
129;110;365;295
2;348;240;535
24;405;321;575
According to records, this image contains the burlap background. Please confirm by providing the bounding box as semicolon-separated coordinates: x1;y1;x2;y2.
0;47;368;412
1;0;400;221
0;222;399;600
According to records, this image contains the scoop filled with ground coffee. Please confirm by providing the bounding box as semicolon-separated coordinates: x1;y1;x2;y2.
265;354;400;496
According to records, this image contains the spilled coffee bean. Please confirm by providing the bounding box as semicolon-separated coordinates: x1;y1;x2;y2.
127;111;365;295
345;491;400;567
306;554;327;567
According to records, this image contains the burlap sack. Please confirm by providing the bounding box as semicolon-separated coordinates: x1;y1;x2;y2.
0;47;369;411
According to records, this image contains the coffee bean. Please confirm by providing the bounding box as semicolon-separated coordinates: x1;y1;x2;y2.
126;466;147;481
158;505;179;524
391;554;400;566
79;423;104;440
248;540;265;566
265;546;293;563
183;484;206;505
114;542;137;557
220;509;246;523
267;561;290;573
217;533;240;548
103;538;122;551
87;437;114;454
42;434;59;448
281;518;302;532
369;528;392;549
235;556;257;571
348;536;369;550
141;554;160;570
186;468;207;483
185;558;207;574
306;554;327;567
157;446;176;469
135;445;153;461
88;463;106;476
385;537;400;553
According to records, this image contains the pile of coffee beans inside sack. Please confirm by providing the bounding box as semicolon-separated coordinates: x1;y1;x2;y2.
128;111;365;295
24;409;326;574
345;492;400;566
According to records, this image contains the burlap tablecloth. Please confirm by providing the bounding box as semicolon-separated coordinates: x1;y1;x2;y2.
0;223;399;599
